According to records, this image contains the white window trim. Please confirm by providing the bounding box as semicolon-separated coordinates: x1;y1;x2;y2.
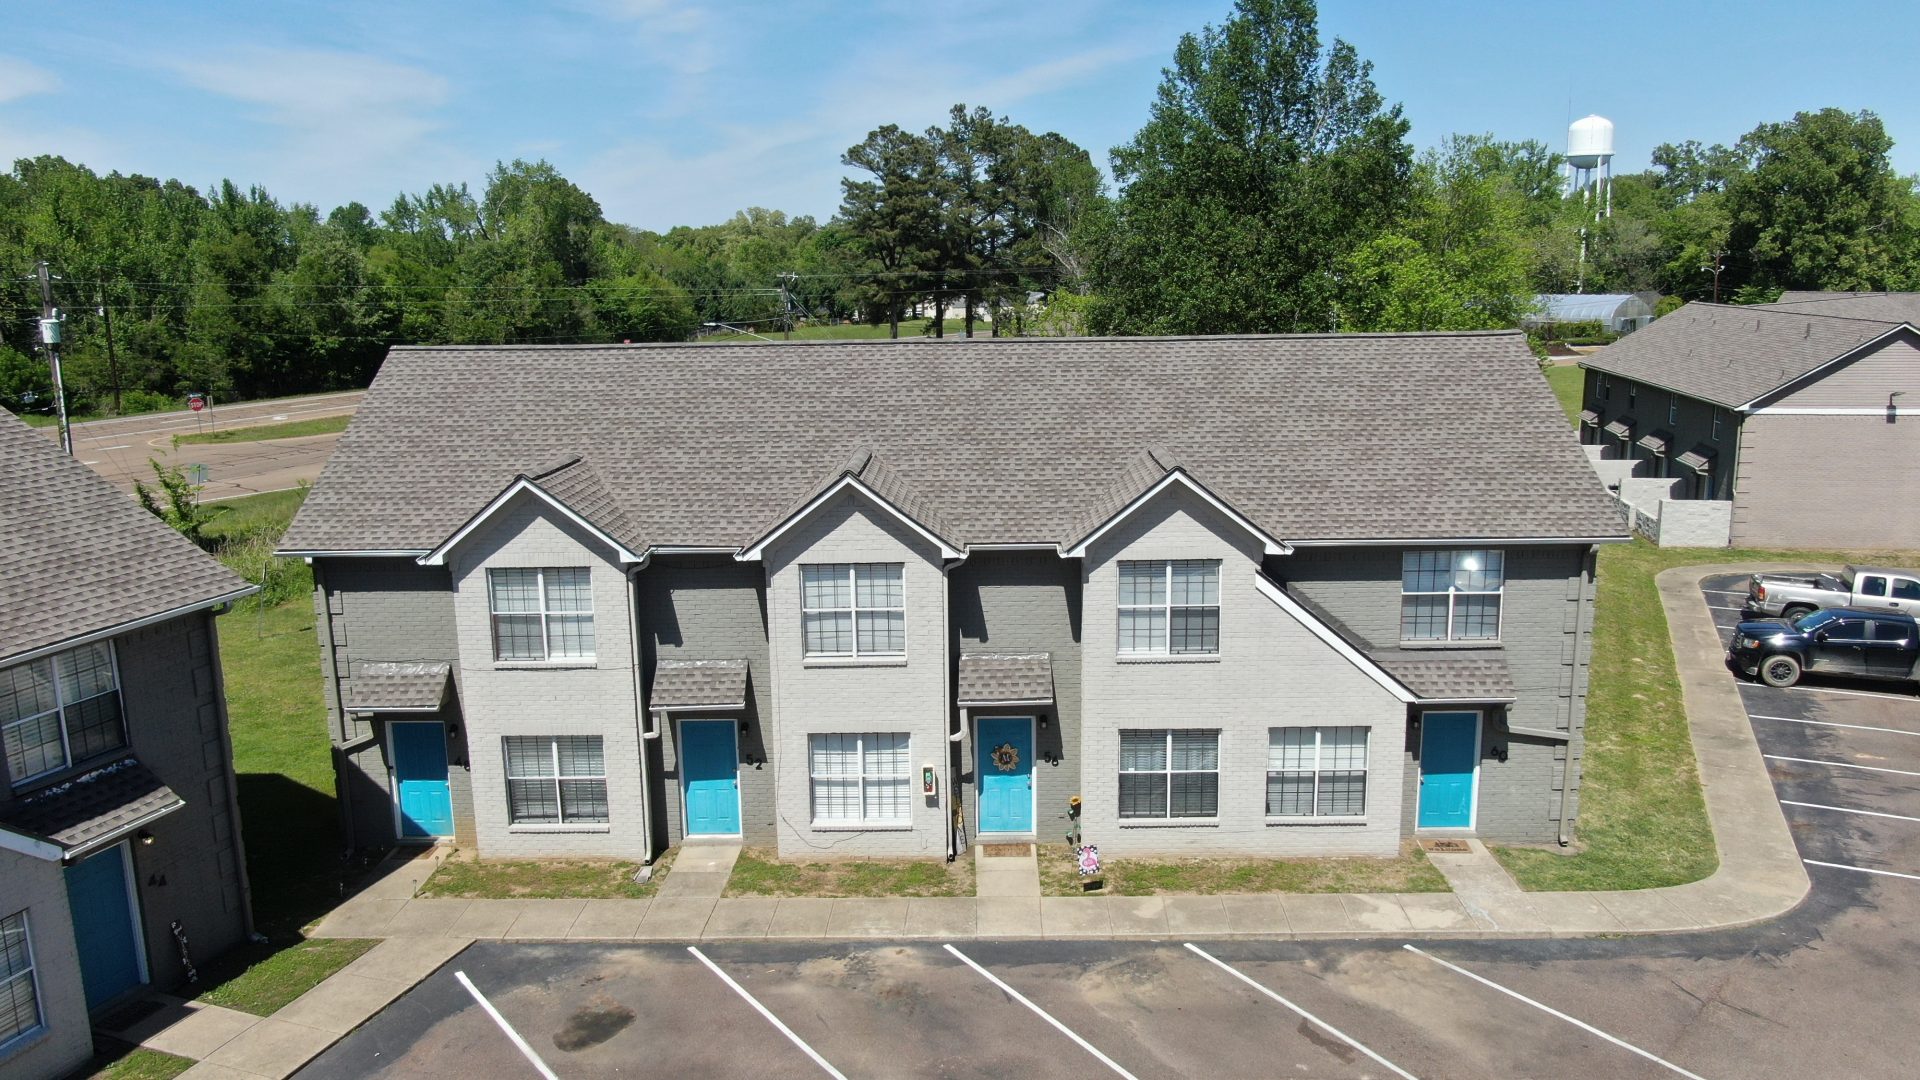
2;642;124;789
1266;726;1370;821
1668;393;1679;424
1117;560;1222;657
0;909;42;1052
800;563;906;660
808;732;912;827
1117;728;1220;821
503;736;609;826
1400;550;1505;644
487;567;595;664
1711;408;1724;441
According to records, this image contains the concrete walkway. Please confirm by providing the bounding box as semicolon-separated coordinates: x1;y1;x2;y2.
128;566;1811;1077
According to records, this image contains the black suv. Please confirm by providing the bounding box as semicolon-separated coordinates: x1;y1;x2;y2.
1728;608;1920;689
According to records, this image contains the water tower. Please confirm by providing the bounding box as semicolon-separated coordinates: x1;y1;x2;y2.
1567;114;1614;219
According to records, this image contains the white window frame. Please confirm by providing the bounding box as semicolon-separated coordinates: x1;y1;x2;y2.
1117;559;1222;656
808;732;912;826
1;642;124;789
800;563;906;659
1266;727;1370;820
1711;408;1724;442
0;909;41;1051
1668;393;1679;424
502;735;609;825
1627;380;1638;409
1118;728;1220;820
1400;549;1505;643
487;567;595;663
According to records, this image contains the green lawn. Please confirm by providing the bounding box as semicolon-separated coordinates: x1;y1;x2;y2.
725;848;974;897
83;1047;195;1080
1543;364;1584;424
191;938;379;1016
204;486;311;533
420;852;672;899
1495;539;1920;891
1036;843;1448;897
175;414;350;445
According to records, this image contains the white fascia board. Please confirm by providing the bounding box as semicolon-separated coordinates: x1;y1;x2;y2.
736;474;964;562
417;478;645;567
1062;471;1291;559
0;827;63;862
1286;535;1631;547
954;698;1054;707
647;702;746;713
1252;573;1417;704
276;549;432;559
0;585;260;669
1735;323;1916;412
1748;406;1920;416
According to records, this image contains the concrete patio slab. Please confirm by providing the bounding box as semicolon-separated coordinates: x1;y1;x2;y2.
656;871;733;899
566;899;653;939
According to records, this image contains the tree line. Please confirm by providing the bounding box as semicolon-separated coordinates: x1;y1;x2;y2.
5;0;1917;416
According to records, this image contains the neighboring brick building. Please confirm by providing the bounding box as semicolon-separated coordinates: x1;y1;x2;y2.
0;411;257;1080
281;332;1625;870
1578;295;1920;548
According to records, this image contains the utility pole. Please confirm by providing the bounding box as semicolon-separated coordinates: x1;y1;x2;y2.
97;283;122;414
35;261;72;455
1700;251;1727;303
777;272;799;340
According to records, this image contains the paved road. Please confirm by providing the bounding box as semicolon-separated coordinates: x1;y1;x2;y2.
298;573;1920;1079
41;390;362;501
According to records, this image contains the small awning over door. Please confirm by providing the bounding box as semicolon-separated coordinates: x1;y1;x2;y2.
956;652;1054;706
1676;446;1717;474
344;661;452;713
1578;408;1600;426
1636;431;1670;455
651;658;749;710
0;757;184;863
1603;416;1634;439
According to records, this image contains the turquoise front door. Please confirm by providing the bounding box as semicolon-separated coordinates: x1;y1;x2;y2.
1418;712;1479;829
977;716;1035;833
682;720;741;835
391;722;453;839
65;843;143;1011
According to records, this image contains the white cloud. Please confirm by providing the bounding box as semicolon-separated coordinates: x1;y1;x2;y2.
0;56;59;104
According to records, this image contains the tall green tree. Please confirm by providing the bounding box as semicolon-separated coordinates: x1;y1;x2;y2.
1087;0;1413;334
839;125;942;336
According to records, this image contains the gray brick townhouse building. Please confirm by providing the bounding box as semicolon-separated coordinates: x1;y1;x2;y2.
0;411;257;1080
279;332;1626;873
1579;295;1920;548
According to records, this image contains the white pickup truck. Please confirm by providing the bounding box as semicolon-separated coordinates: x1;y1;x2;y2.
1744;565;1920;621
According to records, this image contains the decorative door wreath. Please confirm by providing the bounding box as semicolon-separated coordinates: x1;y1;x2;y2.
990;743;1021;772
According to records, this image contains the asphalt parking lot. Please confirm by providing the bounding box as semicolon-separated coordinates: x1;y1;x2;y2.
296;572;1920;1080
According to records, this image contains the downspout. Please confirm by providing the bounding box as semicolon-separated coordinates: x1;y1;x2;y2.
314;560;358;855
942;558;958;862
627;561;656;865
1558;545;1596;846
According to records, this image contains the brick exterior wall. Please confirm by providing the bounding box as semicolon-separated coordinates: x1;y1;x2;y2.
447;494;649;859
763;492;951;858
1078;488;1408;856
950;552;1082;843
1581;367;1739;500
0;852;95;1080
637;557;775;847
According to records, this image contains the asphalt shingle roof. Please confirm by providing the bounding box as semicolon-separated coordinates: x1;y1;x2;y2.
1580;302;1912;409
650;658;749;708
343;661;452;712
1771;292;1920;323
0;411;255;662
956;653;1055;705
281;332;1625;555
1370;650;1517;703
0;757;184;854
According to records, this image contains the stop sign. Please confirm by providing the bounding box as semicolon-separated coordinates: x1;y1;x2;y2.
188;396;204;412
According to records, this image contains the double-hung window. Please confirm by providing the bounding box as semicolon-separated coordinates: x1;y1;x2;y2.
1668;394;1679;424
809;732;910;825
801;564;904;658
489;568;594;662
1401;550;1504;642
1118;560;1220;655
1267;727;1369;818
1118;729;1219;819
0;910;40;1048
503;736;608;824
1711;409;1723;442
1;642;123;788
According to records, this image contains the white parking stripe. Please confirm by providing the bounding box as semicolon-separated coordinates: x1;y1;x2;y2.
1750;714;1920;737
454;970;560;1080
1803;860;1920;883
1402;946;1708;1080
944;944;1140;1080
687;947;848;1080
1184;943;1418;1080
1765;754;1920;777
1705;589;1749;597
1781;800;1920;823
1708;605;1747;612
1746;683;1920;702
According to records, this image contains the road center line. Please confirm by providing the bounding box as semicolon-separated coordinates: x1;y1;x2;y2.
944;944;1140;1080
1764;754;1920;777
453;970;559;1080
1781;800;1920;823
1750;714;1920;737
686;946;847;1080
1401;946;1708;1080
1183;943;1417;1080
1803;859;1920;882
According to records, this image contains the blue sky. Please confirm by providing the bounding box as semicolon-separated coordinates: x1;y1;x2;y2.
3;1;1915;231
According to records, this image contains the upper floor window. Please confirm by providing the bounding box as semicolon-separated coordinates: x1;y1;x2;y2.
0;910;40;1048
802;564;904;658
1711;409;1724;442
1627;381;1638;409
503;735;608;824
1118;560;1220;655
488;568;594;662
1600;374;1612;399
1401;550;1504;642
2;641;123;788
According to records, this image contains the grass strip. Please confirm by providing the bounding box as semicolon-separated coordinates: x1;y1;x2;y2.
174;413;350;445
191;938;379;1016
724;847;974;897
420;853;670;899
1036;842;1448;896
